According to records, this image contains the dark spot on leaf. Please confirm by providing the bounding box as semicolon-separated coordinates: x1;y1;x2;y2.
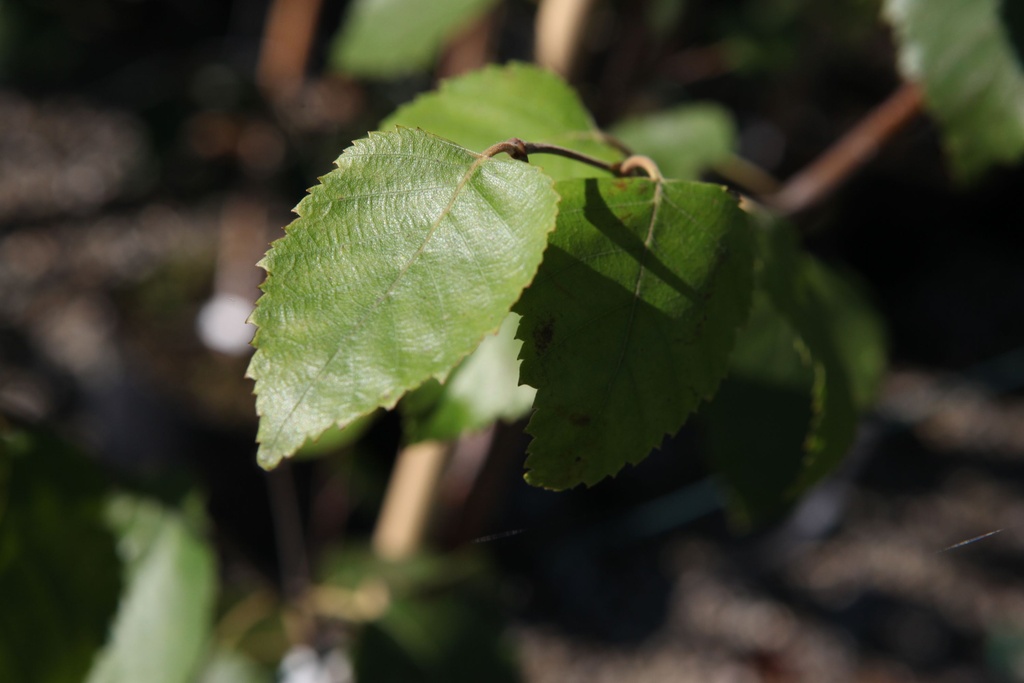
569;413;591;426
534;319;554;354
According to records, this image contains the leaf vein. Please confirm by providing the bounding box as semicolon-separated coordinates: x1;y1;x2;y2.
263;150;491;452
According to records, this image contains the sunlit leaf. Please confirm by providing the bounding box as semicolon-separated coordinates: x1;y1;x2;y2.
383;62;623;181
516;177;753;489
610;103;736;180
86;495;216;683
384;63;611;440
884;0;1024;179
330;0;499;78
248;128;559;468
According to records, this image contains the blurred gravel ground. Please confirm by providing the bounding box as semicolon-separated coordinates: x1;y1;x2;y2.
5;90;1024;683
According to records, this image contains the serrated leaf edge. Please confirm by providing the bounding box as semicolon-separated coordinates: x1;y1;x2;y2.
247;129;559;468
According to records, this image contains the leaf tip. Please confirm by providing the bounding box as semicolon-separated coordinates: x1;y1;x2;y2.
256;445;284;471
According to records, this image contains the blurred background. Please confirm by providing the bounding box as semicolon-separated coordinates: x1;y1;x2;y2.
4;0;1024;681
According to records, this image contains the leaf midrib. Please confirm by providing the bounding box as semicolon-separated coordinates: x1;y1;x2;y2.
599;180;664;418
263;149;494;454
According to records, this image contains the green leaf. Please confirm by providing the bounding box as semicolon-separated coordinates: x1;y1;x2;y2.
87;495;217;683
610;103;737;181
330;0;498;78
884;0;1024;180
383;63;611;440
355;590;519;683
382;62;623;181
515;177;754;489
401;313;535;441
0;427;120;683
295;412;379;458
318;547;517;683
197;649;270;683
248;128;559;468
703;292;819;528
706;223;886;528
758;224;885;492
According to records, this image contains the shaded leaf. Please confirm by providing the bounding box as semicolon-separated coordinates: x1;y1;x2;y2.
401;313;535;441
382;62;623;181
330;0;498;78
703;292;818;528
758;224;885;491
706;223;886;528
884;0;1024;179
87;495;216;683
516;177;753;489
318;547;517;683
1003;0;1024;64
355;591;519;683
0;426;120;683
248;128;558;468
610;103;737;180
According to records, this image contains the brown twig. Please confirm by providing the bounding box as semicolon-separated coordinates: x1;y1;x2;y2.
768;82;924;215
482;138;663;180
256;0;324;101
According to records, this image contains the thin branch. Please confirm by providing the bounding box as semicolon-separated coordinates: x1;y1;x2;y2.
266;462;311;602
256;0;324;101
712;154;782;198
483;138;663;180
768;82;924;215
535;0;598;78
372;440;450;561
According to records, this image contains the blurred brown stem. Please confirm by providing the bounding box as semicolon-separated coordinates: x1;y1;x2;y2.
535;0;598;78
372;440;450;561
437;7;497;78
266;461;311;604
256;0;324;101
768;82;924;215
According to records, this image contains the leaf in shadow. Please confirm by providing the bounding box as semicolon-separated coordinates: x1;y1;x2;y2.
516;177;753;489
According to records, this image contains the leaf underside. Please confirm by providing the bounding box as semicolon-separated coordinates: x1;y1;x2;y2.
884;0;1024;180
248;128;559;468
516;177;753;489
382;62;623;181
